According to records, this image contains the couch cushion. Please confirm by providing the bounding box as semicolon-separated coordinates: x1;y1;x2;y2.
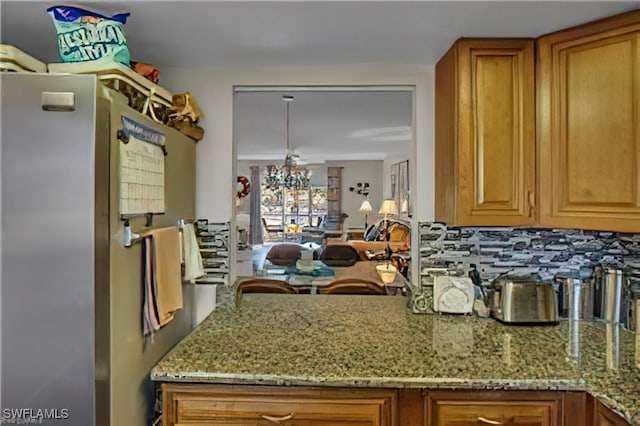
266;243;302;266
319;244;360;267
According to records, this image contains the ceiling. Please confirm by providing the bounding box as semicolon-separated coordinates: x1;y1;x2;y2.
234;90;413;162
1;1;638;68
2;1;637;162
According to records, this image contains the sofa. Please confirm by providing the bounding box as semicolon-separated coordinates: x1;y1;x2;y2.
326;219;410;260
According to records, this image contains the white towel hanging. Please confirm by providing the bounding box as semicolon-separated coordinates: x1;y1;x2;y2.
182;223;204;283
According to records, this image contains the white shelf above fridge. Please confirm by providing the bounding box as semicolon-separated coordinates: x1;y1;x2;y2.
0;44;47;73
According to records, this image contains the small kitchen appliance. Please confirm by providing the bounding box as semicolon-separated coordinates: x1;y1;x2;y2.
433;275;475;314
490;276;558;324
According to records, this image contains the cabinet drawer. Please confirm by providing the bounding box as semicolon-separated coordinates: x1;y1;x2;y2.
432;401;556;426
426;391;560;426
176;396;387;425
163;384;396;426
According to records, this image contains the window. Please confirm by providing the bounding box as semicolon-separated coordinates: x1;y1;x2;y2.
260;167;327;228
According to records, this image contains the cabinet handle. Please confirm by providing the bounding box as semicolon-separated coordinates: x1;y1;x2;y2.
477;416;506;425
527;190;536;218
261;413;294;423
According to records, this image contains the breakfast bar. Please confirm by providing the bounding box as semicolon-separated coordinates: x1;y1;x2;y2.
151;294;640;425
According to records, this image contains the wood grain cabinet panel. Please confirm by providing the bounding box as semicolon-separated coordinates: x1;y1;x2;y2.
162;384;396;426
594;401;631;426
537;10;640;232
426;391;561;426
432;403;555;426
435;38;536;226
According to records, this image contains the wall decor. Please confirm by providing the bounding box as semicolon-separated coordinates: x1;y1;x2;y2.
349;182;370;197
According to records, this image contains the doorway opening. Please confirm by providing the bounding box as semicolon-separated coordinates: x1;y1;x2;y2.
233;86;415;294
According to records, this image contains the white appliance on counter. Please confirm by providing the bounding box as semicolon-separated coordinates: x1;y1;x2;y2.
433;275;475;314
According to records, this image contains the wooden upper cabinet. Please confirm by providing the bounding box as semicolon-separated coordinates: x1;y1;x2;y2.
537;10;640;232
436;38;536;226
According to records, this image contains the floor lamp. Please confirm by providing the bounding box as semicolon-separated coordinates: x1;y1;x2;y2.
378;199;398;258
359;199;373;230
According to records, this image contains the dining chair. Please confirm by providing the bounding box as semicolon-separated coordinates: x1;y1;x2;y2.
321;278;385;295
265;243;302;266
262;217;284;240
236;278;297;304
319;244;360;267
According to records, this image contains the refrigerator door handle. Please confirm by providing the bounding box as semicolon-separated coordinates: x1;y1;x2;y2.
42;91;75;111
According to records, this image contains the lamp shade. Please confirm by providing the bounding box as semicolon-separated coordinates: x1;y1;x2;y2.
378;199;398;215
359;199;373;213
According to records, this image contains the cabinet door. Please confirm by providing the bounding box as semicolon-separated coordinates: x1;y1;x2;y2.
426;391;560;426
594;401;631;426
537;11;640;232
436;39;536;226
163;384;396;426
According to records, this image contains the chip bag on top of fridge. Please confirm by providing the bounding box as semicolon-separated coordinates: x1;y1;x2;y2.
47;5;131;65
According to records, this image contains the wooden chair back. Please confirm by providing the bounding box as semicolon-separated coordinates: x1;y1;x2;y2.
321;278;385;295
236;278;297;304
237;278;297;295
262;217;284;232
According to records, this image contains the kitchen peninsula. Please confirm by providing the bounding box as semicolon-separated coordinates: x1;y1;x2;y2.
151;294;640;425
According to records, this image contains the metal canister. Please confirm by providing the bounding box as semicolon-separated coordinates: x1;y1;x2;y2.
581;276;595;320
555;275;592;321
622;274;640;332
597;265;623;323
592;266;603;318
628;288;640;332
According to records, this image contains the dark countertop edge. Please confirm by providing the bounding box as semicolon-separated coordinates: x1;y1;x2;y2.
149;372;583;390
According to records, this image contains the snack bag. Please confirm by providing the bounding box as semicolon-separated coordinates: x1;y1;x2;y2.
47;6;131;65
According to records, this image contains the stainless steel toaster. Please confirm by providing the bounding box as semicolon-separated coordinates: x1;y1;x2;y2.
490;277;558;323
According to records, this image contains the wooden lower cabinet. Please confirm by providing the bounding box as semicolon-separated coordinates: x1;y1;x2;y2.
426;391;562;426
162;384;397;426
161;385;630;426
594;400;631;426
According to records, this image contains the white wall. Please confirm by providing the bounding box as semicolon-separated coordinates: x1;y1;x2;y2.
325;160;384;230
160;64;435;222
161;64;435;283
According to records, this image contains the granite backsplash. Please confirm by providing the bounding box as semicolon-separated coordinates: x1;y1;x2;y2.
418;222;640;283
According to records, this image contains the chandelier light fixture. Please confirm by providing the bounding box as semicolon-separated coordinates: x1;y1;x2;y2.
264;95;312;191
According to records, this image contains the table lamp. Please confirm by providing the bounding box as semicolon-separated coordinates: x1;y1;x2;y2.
359;199;373;230
378;199;398;259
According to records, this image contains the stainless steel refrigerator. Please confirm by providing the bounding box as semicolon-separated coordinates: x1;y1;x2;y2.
1;72;197;425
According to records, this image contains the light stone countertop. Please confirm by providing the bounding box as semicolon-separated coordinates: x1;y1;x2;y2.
151;294;640;425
